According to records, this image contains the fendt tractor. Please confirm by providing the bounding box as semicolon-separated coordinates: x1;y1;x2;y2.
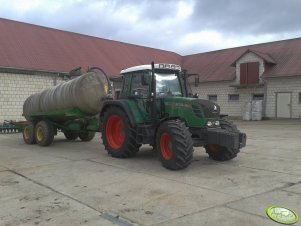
22;63;246;170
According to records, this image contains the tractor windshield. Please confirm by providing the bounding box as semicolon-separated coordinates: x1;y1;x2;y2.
155;73;182;97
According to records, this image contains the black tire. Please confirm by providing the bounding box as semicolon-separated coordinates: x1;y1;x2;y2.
35;121;54;146
205;120;240;161
101;107;139;158
156;120;194;170
79;131;95;142
23;121;36;144
64;132;79;140
219;120;238;132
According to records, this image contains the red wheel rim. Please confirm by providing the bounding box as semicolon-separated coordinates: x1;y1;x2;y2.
160;132;173;160
105;115;125;149
207;144;220;153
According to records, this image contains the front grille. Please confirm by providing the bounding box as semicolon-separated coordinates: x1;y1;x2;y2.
192;104;203;118
192;99;220;118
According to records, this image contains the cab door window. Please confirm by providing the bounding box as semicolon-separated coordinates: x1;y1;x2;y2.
131;72;150;98
120;74;131;98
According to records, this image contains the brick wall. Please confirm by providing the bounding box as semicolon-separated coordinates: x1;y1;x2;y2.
0;72;63;122
191;81;264;117
265;76;301;119
113;81;123;90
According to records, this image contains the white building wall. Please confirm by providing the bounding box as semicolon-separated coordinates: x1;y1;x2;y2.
190;52;269;118
0;72;63;122
191;81;264;117
265;76;301;119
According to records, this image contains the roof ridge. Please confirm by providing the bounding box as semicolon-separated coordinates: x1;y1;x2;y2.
183;37;301;57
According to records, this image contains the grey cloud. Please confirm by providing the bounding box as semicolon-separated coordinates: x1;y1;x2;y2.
138;0;180;20
191;0;301;35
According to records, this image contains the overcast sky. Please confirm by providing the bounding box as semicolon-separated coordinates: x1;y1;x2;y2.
1;0;301;55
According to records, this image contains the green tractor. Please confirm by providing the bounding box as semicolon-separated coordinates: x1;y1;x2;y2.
100;62;246;170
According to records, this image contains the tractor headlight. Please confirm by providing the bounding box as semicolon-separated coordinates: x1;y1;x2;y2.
207;120;220;127
207;121;213;127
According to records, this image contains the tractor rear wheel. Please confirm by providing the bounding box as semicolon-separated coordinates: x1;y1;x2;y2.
101;107;139;158
64;132;78;140
23;121;36;144
79;131;95;141
156;120;194;170
35;121;54;146
205;120;239;161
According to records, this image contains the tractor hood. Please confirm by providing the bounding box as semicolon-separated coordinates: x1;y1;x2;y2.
162;96;220;120
192;99;220;118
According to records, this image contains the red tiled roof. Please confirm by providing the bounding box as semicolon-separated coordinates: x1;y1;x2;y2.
231;49;276;66
183;38;301;82
1;18;301;81
0;18;181;77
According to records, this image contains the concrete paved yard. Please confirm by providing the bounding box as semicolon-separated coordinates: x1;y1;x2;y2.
0;120;301;226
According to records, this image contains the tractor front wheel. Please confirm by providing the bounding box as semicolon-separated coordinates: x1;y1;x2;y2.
205;120;239;161
101;107;139;158
156;120;194;170
205;144;238;161
23;121;36;144
35;121;54;146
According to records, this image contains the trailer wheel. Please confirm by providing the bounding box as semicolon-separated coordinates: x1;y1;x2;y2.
101;107;139;158
23;121;36;144
35;121;54;146
156;120;194;170
79;131;95;141
64;132;78;140
205;120;239;161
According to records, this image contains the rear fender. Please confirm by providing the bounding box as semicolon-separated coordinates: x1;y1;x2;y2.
100;100;136;127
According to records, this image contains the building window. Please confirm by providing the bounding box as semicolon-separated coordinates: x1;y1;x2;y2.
253;93;264;100
208;95;217;102
229;94;239;101
240;62;259;84
299;93;301;103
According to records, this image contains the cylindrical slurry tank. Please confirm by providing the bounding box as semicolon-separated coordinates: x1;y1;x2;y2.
23;70;109;120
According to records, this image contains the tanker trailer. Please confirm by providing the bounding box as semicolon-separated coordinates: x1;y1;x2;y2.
22;67;111;146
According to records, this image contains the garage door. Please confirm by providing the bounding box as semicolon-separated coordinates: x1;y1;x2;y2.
276;93;291;118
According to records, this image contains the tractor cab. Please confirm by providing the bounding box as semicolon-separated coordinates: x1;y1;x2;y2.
120;63;185;98
119;63;194;122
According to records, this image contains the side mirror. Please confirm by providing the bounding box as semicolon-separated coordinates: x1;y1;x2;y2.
193;93;199;98
142;74;151;86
